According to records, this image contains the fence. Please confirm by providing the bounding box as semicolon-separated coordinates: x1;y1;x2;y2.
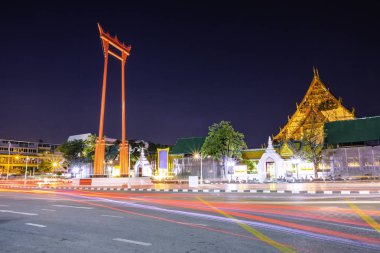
172;157;225;179
321;145;380;178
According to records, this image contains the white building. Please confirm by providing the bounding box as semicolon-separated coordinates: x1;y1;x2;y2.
243;137;314;182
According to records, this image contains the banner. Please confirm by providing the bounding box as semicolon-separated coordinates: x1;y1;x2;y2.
157;148;169;170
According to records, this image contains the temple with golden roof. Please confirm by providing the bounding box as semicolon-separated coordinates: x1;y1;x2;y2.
274;68;355;144
242;68;356;182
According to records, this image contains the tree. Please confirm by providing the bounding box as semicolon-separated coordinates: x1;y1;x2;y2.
57;139;86;167
297;110;324;178
202;121;247;178
82;134;97;162
105;140;121;162
38;159;55;174
244;159;257;174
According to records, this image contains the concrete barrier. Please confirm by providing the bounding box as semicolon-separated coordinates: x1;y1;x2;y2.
71;177;153;187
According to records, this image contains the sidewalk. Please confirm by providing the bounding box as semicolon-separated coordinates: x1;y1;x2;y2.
1;181;380;195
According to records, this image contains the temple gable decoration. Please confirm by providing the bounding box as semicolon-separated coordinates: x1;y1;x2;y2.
274;68;355;143
279;142;294;157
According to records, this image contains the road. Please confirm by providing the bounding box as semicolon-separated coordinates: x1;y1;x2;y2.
0;188;379;253
3;179;380;192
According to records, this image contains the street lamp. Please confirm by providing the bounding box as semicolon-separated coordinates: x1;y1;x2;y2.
52;162;58;172
24;156;30;186
51;161;58;177
193;152;203;185
6;141;11;180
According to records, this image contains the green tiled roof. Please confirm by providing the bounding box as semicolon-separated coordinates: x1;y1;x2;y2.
170;137;206;155
242;149;266;159
324;116;380;145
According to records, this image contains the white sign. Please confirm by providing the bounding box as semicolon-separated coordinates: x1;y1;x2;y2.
232;165;248;182
233;165;247;175
189;176;199;188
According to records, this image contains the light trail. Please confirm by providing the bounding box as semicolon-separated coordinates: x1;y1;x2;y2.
73;190;380;216
2;188;380;251
196;196;296;253
58;191;380;250
348;202;380;234
45;190;380;241
74;191;375;231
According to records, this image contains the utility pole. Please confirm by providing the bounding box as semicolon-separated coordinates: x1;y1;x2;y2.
6;142;11;180
200;153;203;185
24;156;29;186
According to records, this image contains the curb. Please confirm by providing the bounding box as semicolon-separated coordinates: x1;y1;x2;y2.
1;185;379;195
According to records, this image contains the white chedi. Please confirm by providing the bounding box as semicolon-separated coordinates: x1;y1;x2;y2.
133;148;152;177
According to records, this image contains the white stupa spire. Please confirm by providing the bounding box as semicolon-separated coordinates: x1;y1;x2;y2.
266;136;275;152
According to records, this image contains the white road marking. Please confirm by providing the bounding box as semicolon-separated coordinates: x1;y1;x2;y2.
101;214;123;218
0;210;38;216
25;223;46;228
52;204;93;209
41;209;56;211
177;222;208;227
112;238;151;246
0;204;8;206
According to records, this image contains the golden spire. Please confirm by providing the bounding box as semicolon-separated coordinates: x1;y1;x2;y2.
313;66;319;78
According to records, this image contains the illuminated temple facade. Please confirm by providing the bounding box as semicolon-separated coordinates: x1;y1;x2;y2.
274;68;355;144
243;69;356;181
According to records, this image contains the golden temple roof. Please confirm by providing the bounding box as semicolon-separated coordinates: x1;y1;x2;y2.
274;68;355;143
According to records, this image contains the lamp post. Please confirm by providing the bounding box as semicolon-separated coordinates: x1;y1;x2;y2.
200;153;203;185
24;156;30;186
194;152;203;185
6;141;11;180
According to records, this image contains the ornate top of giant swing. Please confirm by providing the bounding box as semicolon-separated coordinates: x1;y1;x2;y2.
274;68;355;144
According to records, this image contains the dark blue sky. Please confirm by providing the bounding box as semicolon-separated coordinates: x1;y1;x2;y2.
1;1;379;147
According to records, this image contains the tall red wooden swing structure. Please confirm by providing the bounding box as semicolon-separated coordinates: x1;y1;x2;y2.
93;23;131;177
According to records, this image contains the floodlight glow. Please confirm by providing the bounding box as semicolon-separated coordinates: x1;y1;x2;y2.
72;167;79;174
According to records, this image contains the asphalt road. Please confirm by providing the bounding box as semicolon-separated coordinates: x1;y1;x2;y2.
0;188;379;253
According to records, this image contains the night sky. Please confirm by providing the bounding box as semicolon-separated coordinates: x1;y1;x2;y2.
1;1;379;147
